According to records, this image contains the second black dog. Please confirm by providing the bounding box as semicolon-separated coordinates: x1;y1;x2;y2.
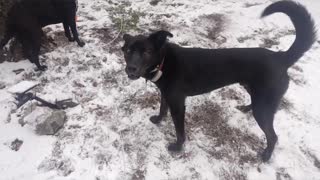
121;1;316;162
0;0;85;70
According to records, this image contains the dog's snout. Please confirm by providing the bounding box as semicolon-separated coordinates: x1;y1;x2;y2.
127;66;138;73
125;65;140;80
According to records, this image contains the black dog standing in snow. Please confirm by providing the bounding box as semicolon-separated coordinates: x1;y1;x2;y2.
121;1;316;162
0;0;85;71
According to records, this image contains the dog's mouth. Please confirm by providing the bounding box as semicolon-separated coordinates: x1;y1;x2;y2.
127;74;140;80
125;65;149;80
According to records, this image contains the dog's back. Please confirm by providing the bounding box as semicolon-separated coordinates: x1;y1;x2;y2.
9;0;77;27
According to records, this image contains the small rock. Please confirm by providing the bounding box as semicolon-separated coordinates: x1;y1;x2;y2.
0;82;6;89
36;110;67;135
150;0;161;6
10;139;23;151
92;81;98;87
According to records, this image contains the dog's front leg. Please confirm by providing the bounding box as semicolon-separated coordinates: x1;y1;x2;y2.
67;12;85;47
70;22;85;47
0;39;8;49
0;32;13;49
167;95;186;152
63;22;74;42
150;93;168;124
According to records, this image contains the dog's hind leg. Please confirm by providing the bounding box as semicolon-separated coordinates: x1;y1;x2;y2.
166;94;186;152
150;93;168;124
252;99;278;162
251;87;287;162
69;21;85;47
252;76;289;162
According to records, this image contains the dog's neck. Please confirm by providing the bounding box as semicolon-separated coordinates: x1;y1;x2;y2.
147;45;167;83
146;46;167;83
149;57;165;82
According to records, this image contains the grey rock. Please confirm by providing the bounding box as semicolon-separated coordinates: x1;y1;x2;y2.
10;138;23;151
0;82;5;89
18;102;38;126
35;110;67;135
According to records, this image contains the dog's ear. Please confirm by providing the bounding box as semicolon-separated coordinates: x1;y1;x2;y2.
123;34;133;42
148;30;173;50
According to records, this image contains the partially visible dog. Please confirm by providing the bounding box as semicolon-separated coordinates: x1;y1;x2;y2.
121;1;316;162
0;0;85;70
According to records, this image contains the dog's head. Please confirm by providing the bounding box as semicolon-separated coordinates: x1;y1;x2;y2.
121;30;173;80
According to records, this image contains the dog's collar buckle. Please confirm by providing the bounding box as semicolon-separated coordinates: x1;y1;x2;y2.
150;57;165;83
150;69;163;82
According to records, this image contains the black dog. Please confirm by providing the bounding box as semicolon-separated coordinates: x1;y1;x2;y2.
122;0;317;162
0;0;85;70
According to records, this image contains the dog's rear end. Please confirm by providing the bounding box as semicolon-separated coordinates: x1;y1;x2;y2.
0;0;84;70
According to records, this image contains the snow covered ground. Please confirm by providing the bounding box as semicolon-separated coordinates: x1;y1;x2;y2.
1;0;320;179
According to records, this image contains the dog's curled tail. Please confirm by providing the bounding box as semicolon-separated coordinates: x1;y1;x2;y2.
261;0;317;67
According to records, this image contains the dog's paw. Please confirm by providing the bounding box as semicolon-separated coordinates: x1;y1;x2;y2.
167;142;183;152
77;41;85;47
36;65;48;71
150;115;162;124
68;37;75;42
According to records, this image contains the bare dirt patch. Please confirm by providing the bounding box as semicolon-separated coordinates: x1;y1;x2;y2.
219;166;247;180
301;148;320;170
288;71;307;86
237;29;295;48
120;91;160;116
91;27;123;56
196;13;227;45
187;100;264;165
276;168;293;180
279;97;294;112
